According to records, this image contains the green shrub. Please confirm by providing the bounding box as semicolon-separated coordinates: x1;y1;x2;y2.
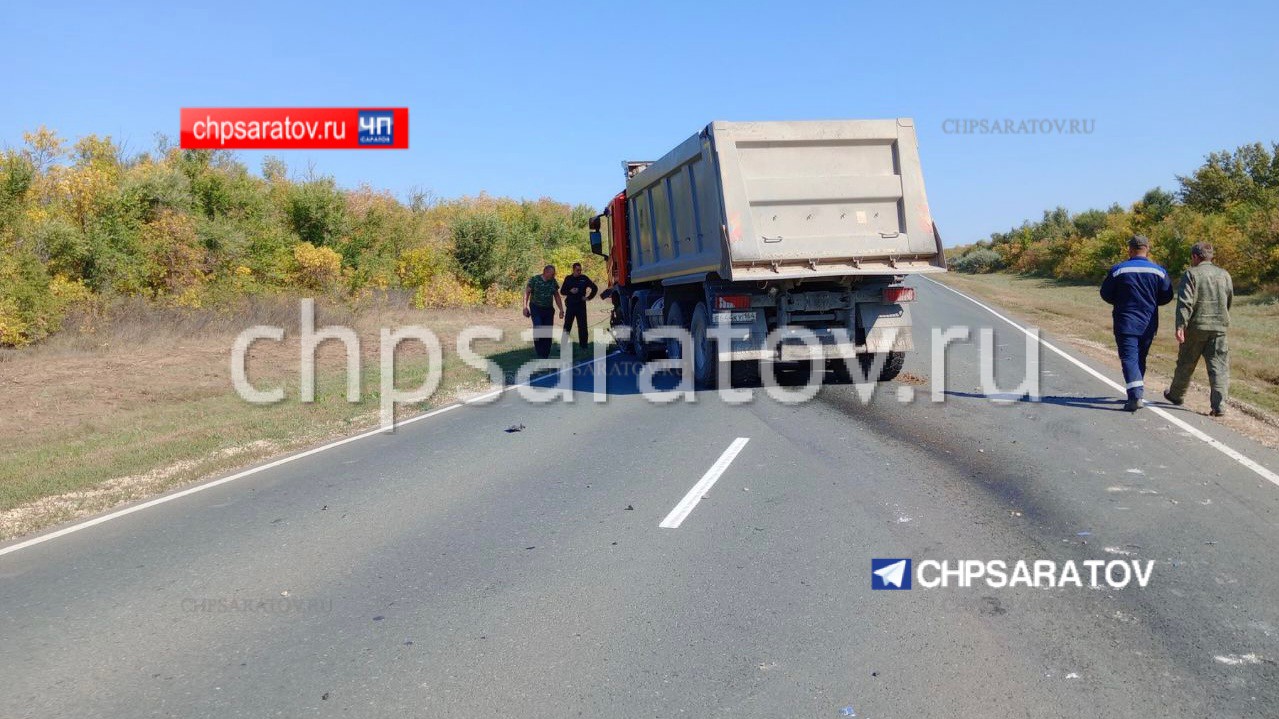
951;248;1003;274
451;212;507;290
285;179;347;247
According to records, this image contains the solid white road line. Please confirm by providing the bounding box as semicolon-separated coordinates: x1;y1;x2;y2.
660;438;751;529
925;278;1279;486
0;350;622;558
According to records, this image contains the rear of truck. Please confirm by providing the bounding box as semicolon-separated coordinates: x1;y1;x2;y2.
594;118;946;384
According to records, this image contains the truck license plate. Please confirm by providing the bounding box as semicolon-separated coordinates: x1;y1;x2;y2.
730;311;756;323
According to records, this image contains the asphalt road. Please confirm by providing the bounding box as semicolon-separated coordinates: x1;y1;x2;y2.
3;279;1278;718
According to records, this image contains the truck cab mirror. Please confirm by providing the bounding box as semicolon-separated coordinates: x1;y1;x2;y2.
589;230;604;257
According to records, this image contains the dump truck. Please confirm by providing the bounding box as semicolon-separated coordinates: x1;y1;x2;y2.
588;119;946;386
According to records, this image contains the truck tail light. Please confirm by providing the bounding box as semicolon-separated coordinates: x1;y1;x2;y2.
714;294;751;310
883;286;916;304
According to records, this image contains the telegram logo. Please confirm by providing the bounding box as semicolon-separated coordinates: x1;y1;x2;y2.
871;558;912;590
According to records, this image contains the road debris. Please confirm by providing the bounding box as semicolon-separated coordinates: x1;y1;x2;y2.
624;504;634;511
1214;653;1266;666
838;706;856;716
505;424;526;433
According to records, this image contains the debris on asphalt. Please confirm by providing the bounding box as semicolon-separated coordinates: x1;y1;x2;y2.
403;640;414;646
280;590;289;597
505;424;526;433
624;504;634;511
373;615;384;621
525;546;535;550
321;505;327;511
838;706;856;716
1077;531;1092;537
1214;653;1266;666
1065;672;1080;679
322;692;330;701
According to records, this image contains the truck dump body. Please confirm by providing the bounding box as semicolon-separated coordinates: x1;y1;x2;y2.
625;119;945;284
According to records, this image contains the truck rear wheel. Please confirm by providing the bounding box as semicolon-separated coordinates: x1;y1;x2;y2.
860;351;905;382
689;302;716;388
664;302;687;365
630;303;652;362
730;360;761;387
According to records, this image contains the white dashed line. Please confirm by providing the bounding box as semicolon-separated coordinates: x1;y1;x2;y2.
659;438;751;529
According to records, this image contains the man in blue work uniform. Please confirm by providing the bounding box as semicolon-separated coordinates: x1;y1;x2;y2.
1100;235;1174;411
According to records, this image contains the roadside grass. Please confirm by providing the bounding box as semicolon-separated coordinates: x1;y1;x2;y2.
0;296;614;539
935;272;1279;418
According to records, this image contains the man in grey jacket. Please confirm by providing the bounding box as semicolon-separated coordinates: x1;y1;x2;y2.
1164;243;1234;416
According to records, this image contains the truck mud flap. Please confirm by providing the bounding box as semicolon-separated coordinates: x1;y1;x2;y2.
858;303;914;353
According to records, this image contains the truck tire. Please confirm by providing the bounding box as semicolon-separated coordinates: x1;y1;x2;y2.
689;302;716;388
664;302;688;366
630;302;652;362
860;350;905;382
730;359;761;387
827;358;854;384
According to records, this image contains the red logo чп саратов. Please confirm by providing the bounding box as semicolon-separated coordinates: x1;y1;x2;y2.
179;108;408;149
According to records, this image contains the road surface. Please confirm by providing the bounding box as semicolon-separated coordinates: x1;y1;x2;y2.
2;279;1278;718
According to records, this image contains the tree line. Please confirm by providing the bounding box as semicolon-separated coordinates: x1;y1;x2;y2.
948;141;1279;293
0;128;604;346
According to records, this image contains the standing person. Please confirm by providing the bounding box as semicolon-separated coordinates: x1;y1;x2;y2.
523;264;564;359
1164;242;1233;416
1100;234;1174;412
559;262;598;348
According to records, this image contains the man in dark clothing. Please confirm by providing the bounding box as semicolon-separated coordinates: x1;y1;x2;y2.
1164;242;1233;416
559;262;598;348
524;264;564;359
1100;234;1174;411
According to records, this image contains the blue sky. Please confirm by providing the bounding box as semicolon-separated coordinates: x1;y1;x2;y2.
4;0;1277;245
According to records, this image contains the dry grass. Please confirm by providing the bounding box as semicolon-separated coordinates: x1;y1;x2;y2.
0;294;613;539
936;272;1279;442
